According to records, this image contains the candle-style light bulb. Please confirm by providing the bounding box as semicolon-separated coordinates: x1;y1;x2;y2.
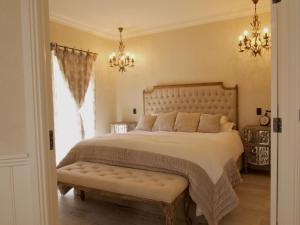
238;36;243;41
263;27;269;34
110;52;116;58
243;30;249;36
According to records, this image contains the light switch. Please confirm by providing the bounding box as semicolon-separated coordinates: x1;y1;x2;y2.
256;108;262;116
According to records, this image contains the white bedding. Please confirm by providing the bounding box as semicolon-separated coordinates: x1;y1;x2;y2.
88;130;244;184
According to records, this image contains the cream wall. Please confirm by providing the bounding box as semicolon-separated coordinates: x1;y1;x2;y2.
0;0;26;154
115;13;271;129
50;13;271;132
49;22;117;134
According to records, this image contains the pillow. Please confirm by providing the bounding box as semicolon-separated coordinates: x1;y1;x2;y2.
220;115;228;124
152;112;177;131
219;115;235;132
174;112;201;132
198;114;221;133
135;115;157;131
220;122;235;132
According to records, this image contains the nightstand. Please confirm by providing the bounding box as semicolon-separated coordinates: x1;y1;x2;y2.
242;125;271;173
110;122;137;134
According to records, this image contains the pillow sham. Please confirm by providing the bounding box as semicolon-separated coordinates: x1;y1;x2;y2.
135;115;157;131
174;112;201;132
152;112;177;131
198;114;221;133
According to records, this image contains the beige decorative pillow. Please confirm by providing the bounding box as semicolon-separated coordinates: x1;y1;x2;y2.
152;112;177;131
219;115;235;132
220;122;235;132
220;115;229;125
174;112;201;132
135;115;157;131
198;114;221;133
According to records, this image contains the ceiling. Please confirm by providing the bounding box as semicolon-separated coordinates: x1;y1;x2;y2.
49;0;270;40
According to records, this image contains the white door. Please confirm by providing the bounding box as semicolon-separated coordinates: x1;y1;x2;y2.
0;0;58;224
272;0;300;225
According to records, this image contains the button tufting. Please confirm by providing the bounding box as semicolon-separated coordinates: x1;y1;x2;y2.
58;162;189;204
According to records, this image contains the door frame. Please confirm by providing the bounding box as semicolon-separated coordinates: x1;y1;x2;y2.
23;0;58;224
271;0;300;225
32;0;300;224
270;1;279;225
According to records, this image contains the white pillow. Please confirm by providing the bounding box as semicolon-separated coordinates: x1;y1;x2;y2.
135;115;157;131
219;115;235;132
220;122;235;132
220;115;229;124
152;112;177;131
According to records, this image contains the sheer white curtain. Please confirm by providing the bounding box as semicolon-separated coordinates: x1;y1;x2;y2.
52;54;95;164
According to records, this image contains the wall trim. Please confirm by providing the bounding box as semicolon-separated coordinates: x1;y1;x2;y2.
50;13;115;40
50;6;270;40
0;154;29;167
9;167;17;225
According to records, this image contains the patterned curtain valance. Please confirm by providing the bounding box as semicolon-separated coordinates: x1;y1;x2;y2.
54;48;97;108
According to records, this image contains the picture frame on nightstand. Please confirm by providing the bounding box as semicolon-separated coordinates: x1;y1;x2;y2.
110;122;137;134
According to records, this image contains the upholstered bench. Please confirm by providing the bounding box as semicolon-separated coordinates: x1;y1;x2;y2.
57;162;189;225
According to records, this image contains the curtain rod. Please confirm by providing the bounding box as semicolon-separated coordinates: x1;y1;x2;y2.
50;42;98;56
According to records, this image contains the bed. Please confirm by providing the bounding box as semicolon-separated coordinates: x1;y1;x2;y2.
57;82;243;225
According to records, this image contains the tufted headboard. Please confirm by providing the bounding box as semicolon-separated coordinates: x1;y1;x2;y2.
143;82;239;128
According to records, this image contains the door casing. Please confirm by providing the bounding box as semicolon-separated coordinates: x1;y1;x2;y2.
33;0;300;224
271;0;300;225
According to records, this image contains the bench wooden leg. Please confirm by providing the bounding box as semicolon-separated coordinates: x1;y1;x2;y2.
184;193;192;225
162;203;176;225
80;190;85;201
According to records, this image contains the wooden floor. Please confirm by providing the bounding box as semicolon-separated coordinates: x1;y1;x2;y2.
58;173;270;225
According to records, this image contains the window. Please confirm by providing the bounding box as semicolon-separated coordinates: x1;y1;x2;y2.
52;54;95;164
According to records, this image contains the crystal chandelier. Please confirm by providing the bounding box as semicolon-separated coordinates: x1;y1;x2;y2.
238;0;271;57
109;27;135;72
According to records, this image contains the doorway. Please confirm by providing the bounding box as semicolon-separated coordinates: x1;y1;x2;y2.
41;0;298;224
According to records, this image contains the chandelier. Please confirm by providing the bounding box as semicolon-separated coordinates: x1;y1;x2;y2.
238;0;271;56
109;27;135;72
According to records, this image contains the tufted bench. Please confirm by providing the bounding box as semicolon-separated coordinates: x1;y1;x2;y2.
57;162;189;225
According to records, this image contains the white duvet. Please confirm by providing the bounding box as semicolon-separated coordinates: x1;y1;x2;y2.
90;130;244;184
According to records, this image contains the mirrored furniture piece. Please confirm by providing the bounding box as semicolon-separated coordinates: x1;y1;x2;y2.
242;125;271;173
110;122;137;134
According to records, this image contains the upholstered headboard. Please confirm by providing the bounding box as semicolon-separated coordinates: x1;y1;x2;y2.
143;82;239;128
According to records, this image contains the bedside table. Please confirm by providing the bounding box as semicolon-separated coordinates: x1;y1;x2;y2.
110;122;137;134
242;125;271;173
